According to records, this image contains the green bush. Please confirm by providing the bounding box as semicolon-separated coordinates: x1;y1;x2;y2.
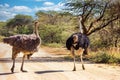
0;36;5;42
39;25;63;44
64;55;73;61
89;52;110;63
89;51;120;64
108;57;119;63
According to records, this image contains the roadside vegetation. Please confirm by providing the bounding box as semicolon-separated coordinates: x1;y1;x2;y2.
0;0;120;64
89;48;120;64
64;47;120;64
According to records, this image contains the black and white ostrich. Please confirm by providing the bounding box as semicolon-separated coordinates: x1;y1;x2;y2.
66;16;89;71
3;21;41;73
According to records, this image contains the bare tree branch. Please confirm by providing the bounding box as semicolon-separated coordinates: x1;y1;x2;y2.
83;4;95;22
87;16;119;35
97;2;108;21
81;5;86;16
87;2;108;33
81;2;91;16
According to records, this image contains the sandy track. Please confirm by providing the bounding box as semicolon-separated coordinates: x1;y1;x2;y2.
0;43;120;80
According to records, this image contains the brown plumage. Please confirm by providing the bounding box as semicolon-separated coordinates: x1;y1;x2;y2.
3;21;41;73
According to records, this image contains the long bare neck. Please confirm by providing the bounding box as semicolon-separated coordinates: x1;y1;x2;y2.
79;16;83;33
34;22;40;38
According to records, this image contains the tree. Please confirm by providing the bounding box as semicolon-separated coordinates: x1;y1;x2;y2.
97;0;120;47
5;14;33;35
35;11;77;44
64;0;119;36
6;14;33;28
35;11;64;44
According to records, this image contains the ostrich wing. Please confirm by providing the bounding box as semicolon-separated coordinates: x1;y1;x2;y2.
3;34;40;52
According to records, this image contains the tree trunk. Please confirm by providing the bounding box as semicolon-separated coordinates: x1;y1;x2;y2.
114;38;118;47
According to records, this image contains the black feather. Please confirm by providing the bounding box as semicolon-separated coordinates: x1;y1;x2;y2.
66;32;89;55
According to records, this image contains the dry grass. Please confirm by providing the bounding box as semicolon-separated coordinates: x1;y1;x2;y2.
88;47;120;64
42;46;120;64
108;47;120;56
41;46;69;55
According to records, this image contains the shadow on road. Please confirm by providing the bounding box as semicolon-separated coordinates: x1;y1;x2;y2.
0;57;72;63
0;72;13;75
35;70;64;74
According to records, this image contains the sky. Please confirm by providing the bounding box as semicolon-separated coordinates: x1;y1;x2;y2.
0;0;65;21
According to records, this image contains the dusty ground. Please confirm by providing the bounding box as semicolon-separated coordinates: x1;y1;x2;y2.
0;43;120;80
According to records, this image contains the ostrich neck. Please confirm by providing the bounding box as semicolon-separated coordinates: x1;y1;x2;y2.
79;20;83;33
34;25;40;38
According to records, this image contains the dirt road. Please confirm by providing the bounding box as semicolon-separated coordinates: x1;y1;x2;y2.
0;43;120;80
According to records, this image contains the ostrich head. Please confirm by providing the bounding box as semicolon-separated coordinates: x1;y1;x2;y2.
78;16;82;21
34;21;39;27
73;35;78;43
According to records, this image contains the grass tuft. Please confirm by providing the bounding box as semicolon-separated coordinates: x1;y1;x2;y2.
88;48;120;64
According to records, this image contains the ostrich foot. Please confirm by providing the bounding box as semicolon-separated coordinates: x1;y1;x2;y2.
11;67;14;73
21;69;27;72
72;67;76;71
82;65;85;70
27;54;32;60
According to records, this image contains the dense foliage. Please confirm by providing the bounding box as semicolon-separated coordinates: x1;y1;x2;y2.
0;0;120;48
0;0;120;64
0;14;33;37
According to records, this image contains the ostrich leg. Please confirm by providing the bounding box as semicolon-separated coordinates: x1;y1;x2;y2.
71;47;76;71
79;48;85;70
11;58;15;73
21;55;27;72
11;48;18;73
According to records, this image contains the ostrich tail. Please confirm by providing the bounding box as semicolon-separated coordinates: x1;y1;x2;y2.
83;48;88;55
3;37;10;44
3;37;15;46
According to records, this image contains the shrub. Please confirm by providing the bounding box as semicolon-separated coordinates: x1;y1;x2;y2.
89;52;110;63
89;50;120;64
0;36;5;42
64;55;73;61
39;25;63;44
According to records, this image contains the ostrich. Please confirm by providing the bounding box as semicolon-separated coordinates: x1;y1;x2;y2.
3;21;41;73
66;16;89;71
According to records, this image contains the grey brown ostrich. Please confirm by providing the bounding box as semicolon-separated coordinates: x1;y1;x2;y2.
3;21;41;73
66;16;89;71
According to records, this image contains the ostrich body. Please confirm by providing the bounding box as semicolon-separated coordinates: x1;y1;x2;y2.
66;16;89;71
66;32;89;71
3;21;41;73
